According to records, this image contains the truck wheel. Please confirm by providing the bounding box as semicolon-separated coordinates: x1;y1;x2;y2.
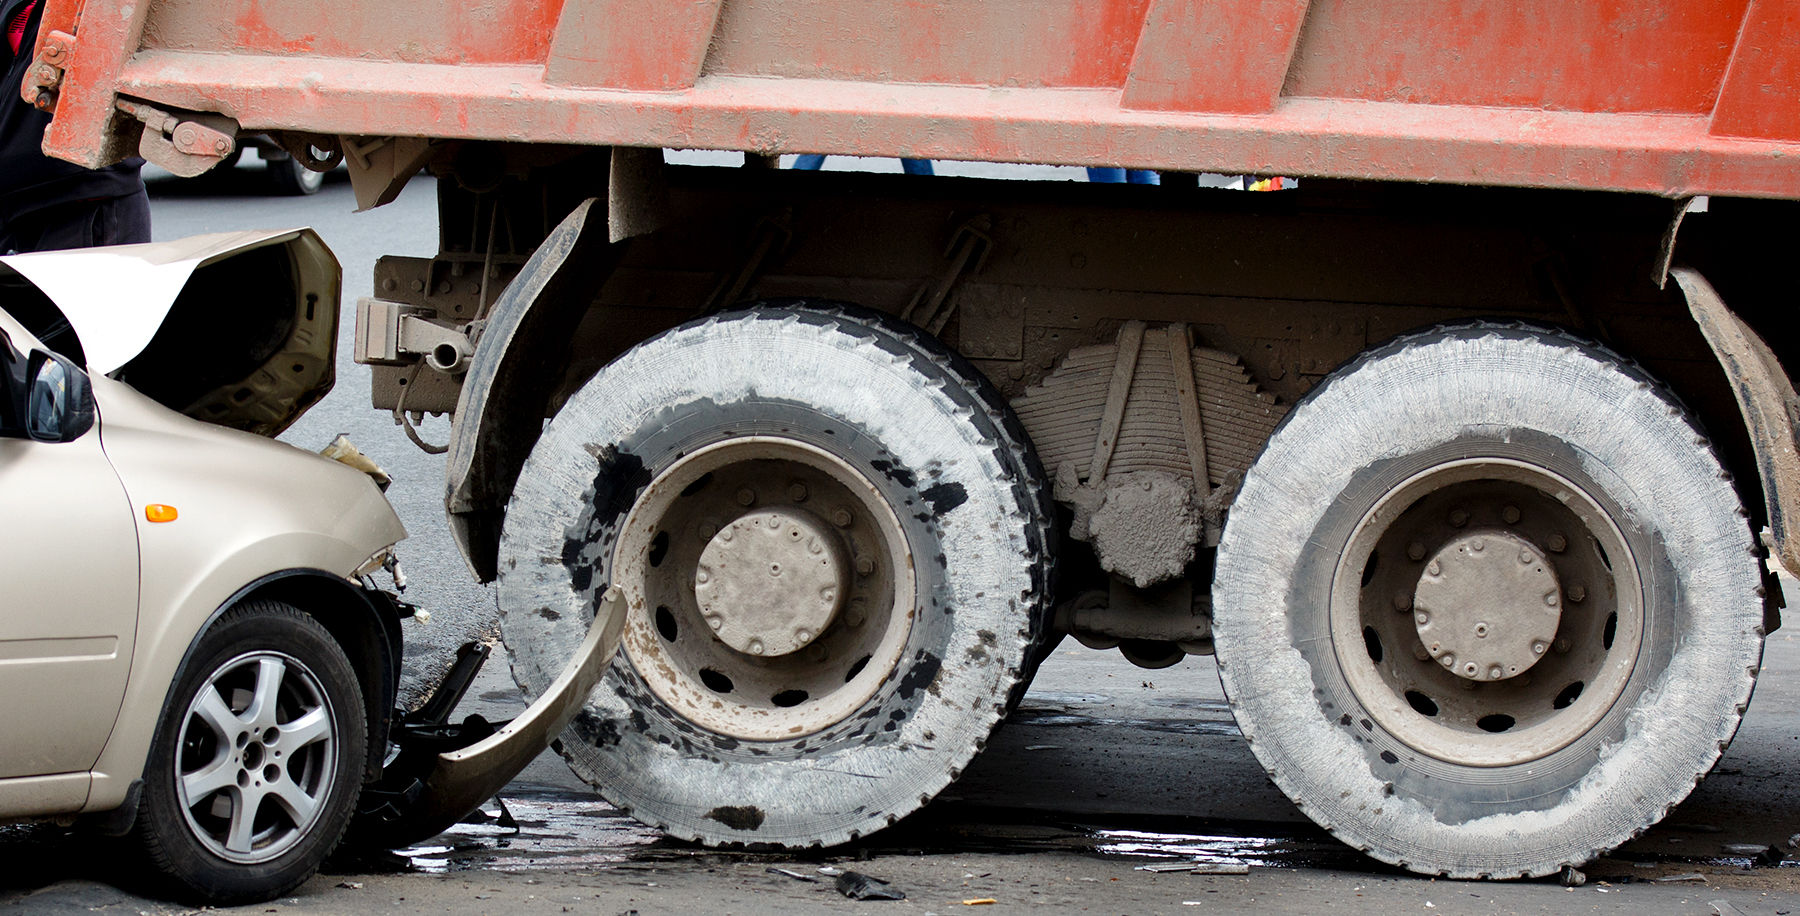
134;602;365;904
497;302;1054;847
268;157;324;196
1212;323;1765;878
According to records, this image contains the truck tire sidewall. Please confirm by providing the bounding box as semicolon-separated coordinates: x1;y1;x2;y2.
1213;325;1763;877
498;304;1052;847
136;602;365;904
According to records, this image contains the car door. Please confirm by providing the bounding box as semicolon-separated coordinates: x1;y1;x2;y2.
0;317;140;779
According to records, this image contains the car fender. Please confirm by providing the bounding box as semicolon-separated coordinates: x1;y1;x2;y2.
80;376;405;814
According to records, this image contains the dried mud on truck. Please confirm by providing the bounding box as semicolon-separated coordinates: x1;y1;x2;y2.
26;0;1800;881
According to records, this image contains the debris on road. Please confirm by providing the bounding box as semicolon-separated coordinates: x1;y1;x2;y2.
1560;866;1587;887
834;871;905;901
767;867;817;883
1655;873;1706;883
1712;901;1749;916
962;898;997;905
1135;861;1250;875
817;866;844;877
1724;844;1769;855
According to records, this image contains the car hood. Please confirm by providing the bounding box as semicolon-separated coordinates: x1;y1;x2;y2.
0;229;341;436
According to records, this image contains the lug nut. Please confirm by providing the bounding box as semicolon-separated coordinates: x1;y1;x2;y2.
737;488;756;506
1393;591;1412;611
1568;585;1586;603
1407;541;1426;561
748;639;765;655
1488;665;1503;679
1544;591;1559;607
1502;505;1521;524
700;522;718;539
1548;534;1567;553
833;508;854;527
1553;637;1571;653
788;482;809;501
1412;644;1430;661
1426;561;1441;576
1532;641;1547;655
855;556;875;576
1449;509;1470;527
1416;611;1429;625
795;628;812;645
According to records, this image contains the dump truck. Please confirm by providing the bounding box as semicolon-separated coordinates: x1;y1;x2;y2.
27;0;1800;879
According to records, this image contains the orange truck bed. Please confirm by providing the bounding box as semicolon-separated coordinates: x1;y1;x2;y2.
28;0;1800;199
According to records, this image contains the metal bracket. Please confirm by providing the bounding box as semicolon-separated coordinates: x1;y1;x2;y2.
902;214;993;335
115;99;238;178
20;29;74;112
355;298;474;374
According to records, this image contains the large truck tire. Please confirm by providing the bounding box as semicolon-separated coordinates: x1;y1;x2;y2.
1212;323;1766;878
495;302;1055;847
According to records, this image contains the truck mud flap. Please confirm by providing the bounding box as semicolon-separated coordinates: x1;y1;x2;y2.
1674;266;1800;588
351;588;626;849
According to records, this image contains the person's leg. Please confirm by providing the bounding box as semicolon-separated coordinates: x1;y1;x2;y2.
1086;167;1126;183
1125;169;1160;185
792;154;828;170
900;158;935;176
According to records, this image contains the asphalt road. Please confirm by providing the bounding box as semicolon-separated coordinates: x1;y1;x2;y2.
5;158;1800;915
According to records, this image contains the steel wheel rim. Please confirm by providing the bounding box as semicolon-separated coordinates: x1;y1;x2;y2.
614;436;916;741
174;650;338;864
1329;458;1643;767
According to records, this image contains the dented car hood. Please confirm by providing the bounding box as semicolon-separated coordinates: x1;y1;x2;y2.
0;229;342;436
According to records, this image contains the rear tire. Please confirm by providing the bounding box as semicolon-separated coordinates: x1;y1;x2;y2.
497;302;1055;847
133;602;365;904
1213;323;1764;878
268;157;324;196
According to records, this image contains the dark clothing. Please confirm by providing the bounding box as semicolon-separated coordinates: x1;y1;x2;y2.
0;186;150;253
1;0;146;239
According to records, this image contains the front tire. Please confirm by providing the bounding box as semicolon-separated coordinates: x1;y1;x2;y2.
1213;324;1765;878
497;302;1054;847
133;602;366;904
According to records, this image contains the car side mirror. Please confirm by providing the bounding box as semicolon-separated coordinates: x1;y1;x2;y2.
25;350;96;443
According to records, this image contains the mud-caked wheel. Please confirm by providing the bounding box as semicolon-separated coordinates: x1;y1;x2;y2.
1213;324;1766;878
497;302;1054;847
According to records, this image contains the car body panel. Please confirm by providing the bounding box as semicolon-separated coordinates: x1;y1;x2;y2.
0;228;341;436
77;376;405;813
0;309;139;783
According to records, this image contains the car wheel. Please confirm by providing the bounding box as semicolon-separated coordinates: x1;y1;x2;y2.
497;301;1055;847
1212;323;1766;878
133;601;366;904
268;158;325;196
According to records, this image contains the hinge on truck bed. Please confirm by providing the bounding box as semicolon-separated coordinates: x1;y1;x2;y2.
113;99;237;178
19;29;75;112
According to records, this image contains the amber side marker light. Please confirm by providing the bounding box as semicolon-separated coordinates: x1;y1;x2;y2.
145;504;179;523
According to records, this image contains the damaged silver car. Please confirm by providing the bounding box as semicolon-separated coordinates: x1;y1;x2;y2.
0;229;623;905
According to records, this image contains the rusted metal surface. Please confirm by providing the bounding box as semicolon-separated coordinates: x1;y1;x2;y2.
1674;267;1800;580
33;0;1800;200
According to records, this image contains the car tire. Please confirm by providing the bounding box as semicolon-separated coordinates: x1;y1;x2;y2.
268;158;325;196
133;601;366;904
497;301;1055;848
1212;322;1766;878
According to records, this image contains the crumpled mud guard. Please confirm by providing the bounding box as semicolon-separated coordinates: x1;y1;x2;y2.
354;589;626;849
1673;267;1800;583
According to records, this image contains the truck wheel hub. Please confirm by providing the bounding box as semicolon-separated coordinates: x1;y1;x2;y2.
1413;530;1561;681
695;507;848;657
